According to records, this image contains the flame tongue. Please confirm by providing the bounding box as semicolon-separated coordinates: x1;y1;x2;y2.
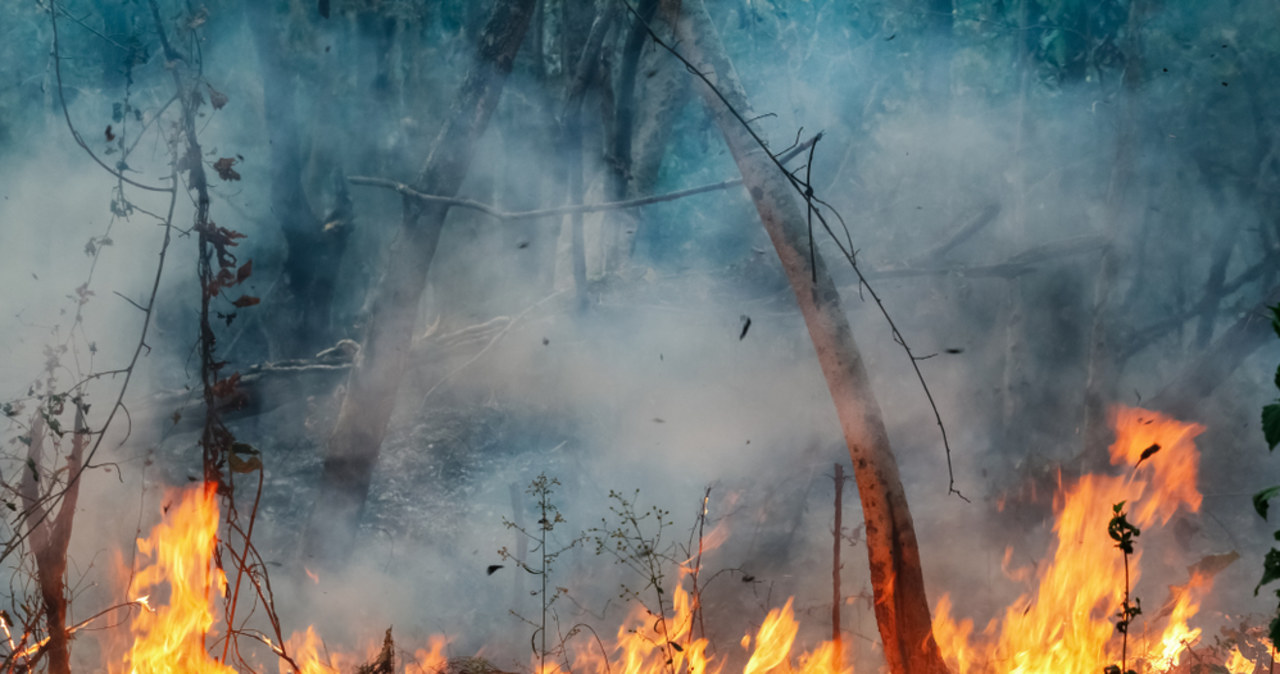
933;405;1209;674
122;482;233;674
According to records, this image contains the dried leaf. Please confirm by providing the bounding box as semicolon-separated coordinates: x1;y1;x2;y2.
207;84;228;110
1187;550;1240;578
211;373;242;398
228;453;262;474
213;157;241;181
236;259;253;284
1134;443;1161;468
231;295;260;308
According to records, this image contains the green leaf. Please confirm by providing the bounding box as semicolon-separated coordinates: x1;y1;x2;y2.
1256;487;1280;520
1274;362;1280;390
1271;304;1280;340
1256;548;1280;595
1264;403;1280;450
1270;612;1280;652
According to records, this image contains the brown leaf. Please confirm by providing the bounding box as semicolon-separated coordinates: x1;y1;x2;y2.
231;295;260;308
207;84;228;110
236;259;253;284
212;157;241;181
228;453;262;474
211;373;242;398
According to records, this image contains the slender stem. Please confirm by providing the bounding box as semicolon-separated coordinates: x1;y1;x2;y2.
833;463;845;661
220;468;265;665
540;490;548;672
1122;548;1130;673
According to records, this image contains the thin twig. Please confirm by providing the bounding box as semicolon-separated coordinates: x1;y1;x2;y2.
49;3;172;194
112;291;148;312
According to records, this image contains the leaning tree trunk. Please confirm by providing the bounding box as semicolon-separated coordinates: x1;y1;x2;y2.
304;0;538;565
673;4;949;674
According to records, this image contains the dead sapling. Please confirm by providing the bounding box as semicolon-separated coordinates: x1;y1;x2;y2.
499;474;583;674
588;489;682;674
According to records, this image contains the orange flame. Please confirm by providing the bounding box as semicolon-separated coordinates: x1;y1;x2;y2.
556;577;852;674
933;405;1209;674
113;485;852;674
118;482;234;674
111;405;1244;674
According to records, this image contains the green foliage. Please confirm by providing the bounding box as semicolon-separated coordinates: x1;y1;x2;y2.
1255;304;1280;649
1108;502;1140;674
1263;403;1280;451
1258;549;1280;594
1108;501;1141;555
1254;486;1280;520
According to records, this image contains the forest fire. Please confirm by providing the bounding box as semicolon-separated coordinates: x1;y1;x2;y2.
109;484;852;674
932;406;1214;674
107;405;1259;674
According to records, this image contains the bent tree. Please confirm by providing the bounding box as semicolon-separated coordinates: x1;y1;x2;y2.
673;2;950;672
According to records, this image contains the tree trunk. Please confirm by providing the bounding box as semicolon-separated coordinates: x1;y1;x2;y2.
673;4;949;673
599;0;689;274
304;0;538;565
245;0;352;358
556;3;618;306
19;407;86;674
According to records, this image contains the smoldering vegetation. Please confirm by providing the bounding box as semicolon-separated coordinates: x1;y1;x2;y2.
0;0;1278;670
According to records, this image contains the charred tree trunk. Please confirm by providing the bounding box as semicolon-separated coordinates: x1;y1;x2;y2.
246;0;352;359
304;0;537;565
599;0;688;275
673;4;948;673
19;407;86;674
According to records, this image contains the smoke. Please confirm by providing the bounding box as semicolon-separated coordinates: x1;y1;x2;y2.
0;0;1276;670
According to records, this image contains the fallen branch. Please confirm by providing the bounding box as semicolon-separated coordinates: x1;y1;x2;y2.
868;235;1109;280
1120;253;1279;359
347;133;820;221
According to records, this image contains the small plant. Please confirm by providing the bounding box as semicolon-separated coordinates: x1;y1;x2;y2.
499;474;582;673
588;489;680;673
1106;501;1142;674
1254;304;1280;649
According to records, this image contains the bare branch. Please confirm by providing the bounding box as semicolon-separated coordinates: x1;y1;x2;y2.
349;132;820;221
